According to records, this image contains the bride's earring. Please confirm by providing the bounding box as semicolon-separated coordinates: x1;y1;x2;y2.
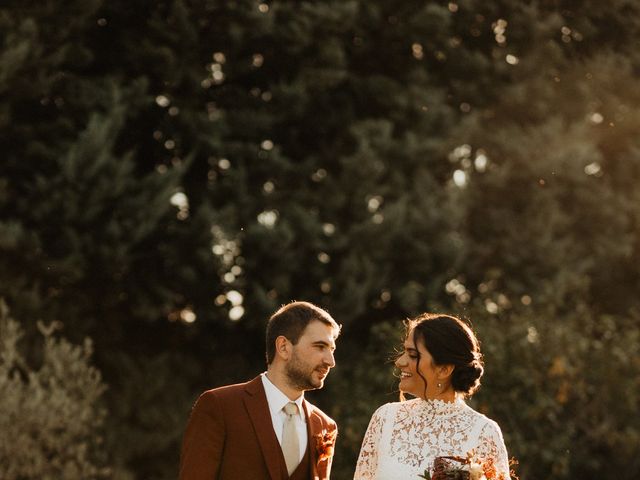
437;382;442;390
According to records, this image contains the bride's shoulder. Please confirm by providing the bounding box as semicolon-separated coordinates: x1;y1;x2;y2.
372;398;423;416
464;404;505;436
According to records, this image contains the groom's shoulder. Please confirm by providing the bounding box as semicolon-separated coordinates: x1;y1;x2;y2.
198;376;260;402
305;400;337;427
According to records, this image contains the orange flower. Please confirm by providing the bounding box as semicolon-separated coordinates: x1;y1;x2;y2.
314;429;337;463
481;458;498;479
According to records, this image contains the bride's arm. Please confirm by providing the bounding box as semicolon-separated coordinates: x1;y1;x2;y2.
353;404;388;479
476;420;511;479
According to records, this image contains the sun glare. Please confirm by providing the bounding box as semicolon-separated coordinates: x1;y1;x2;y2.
453;170;467;187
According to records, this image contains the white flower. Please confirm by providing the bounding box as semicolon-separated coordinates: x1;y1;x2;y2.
469;462;487;480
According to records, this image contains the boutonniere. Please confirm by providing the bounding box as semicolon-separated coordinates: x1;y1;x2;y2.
314;428;337;463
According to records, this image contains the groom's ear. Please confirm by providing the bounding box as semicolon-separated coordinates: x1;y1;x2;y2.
275;335;292;360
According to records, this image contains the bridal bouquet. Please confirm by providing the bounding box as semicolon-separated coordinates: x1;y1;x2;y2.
418;453;507;480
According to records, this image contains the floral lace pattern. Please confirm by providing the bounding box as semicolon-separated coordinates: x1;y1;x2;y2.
354;398;510;480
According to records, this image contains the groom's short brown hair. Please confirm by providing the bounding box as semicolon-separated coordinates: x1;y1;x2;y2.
265;301;340;364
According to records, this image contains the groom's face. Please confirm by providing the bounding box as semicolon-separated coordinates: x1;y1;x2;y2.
285;320;337;391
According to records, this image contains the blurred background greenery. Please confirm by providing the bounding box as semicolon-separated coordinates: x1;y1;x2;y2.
1;1;639;479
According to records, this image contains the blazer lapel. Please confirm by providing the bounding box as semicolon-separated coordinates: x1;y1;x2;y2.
303;400;322;480
244;377;284;480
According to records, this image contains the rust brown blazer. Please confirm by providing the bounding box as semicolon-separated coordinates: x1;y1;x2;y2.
179;376;337;480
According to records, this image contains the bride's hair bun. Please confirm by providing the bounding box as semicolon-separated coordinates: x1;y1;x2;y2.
408;313;485;397
451;360;484;395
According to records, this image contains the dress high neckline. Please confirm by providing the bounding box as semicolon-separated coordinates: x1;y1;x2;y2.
416;396;466;415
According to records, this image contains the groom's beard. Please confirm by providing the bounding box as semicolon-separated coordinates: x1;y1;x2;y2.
285;350;324;391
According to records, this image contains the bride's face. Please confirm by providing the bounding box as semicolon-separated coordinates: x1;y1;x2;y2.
395;331;440;399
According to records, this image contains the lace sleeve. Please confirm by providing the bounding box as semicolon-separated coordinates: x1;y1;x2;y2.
475;420;511;479
353;404;388;479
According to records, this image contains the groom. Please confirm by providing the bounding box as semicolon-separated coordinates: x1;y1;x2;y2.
179;301;341;480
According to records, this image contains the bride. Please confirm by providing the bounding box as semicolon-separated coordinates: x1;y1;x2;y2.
353;313;511;479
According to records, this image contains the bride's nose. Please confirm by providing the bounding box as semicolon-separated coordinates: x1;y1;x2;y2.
395;354;407;368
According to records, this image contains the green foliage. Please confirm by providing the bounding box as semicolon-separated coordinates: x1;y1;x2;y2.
444;23;640;478
2;1;640;479
470;306;640;479
0;299;109;479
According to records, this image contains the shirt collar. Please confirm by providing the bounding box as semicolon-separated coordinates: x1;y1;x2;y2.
261;372;305;420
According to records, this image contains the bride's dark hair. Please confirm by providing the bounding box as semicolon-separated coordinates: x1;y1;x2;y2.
406;313;484;397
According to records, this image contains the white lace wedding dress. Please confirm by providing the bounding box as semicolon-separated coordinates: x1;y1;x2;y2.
353;398;510;480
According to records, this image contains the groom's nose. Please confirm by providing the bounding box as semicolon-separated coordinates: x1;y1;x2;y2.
324;349;336;367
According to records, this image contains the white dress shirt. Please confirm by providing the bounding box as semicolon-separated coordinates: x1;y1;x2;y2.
261;372;308;462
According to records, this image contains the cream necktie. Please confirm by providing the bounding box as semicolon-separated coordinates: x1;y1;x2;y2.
282;402;300;476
